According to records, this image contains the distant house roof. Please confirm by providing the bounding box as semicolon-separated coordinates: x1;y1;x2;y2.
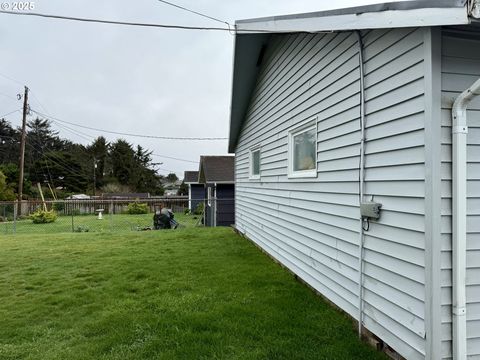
228;0;476;152
163;181;182;189
184;171;199;184
199;156;234;184
101;193;150;199
164;189;178;196
66;194;91;200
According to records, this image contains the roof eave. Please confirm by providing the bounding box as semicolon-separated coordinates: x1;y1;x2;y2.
228;2;472;153
236;6;469;34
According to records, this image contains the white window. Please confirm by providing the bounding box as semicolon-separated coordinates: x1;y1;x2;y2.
249;146;261;180
207;187;212;207
288;119;317;178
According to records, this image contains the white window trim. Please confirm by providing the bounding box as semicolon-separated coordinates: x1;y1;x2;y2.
249;145;261;180
288;117;318;179
207;187;212;207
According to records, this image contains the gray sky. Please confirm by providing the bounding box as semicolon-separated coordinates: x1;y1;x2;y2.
0;0;388;177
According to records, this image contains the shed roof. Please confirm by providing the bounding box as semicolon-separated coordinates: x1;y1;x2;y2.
228;0;477;152
101;193;151;199
183;171;198;184
199;156;235;184
184;171;199;184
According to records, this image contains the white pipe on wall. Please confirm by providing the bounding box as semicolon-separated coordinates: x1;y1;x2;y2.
451;77;480;360
356;30;366;339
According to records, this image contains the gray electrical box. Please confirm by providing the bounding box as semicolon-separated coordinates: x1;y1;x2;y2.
360;201;382;219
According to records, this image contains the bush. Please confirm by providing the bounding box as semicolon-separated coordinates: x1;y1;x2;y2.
52;202;65;212
127;202;149;215
194;202;204;215
31;209;57;224
184;208;191;215
74;225;89;233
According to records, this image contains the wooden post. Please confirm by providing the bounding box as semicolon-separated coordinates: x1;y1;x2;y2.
37;183;47;211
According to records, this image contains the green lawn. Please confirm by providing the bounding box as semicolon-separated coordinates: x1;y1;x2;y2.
0;228;385;360
1;213;200;235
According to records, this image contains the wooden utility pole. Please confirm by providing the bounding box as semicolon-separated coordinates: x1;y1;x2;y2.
18;86;29;204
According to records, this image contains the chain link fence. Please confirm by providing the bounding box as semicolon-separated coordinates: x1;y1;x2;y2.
0;196;234;236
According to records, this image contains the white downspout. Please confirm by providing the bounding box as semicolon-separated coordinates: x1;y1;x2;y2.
451;78;480;360
213;183;217;227
188;184;192;210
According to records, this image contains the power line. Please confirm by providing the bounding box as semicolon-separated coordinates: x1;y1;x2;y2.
0;73;49;113
0;109;21;118
0;10;233;32
31;109;228;141
50;119;96;142
157;0;231;26
0;91;17;101
0;133;87;177
0;10;310;34
0;71;24;86
151;153;198;164
49;118;199;164
26;139;85;177
29;90;50;115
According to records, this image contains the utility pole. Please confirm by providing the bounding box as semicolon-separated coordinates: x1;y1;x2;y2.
18;86;29;206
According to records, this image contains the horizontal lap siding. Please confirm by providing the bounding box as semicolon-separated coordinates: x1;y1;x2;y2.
234;29;426;359
216;185;235;227
441;31;480;359
363;28;426;360
190;185;204;212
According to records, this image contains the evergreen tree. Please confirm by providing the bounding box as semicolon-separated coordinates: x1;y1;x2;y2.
0;170;15;201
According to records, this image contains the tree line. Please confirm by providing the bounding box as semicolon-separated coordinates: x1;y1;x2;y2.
0;117;171;200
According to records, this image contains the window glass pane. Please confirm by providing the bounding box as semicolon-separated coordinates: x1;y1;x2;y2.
252;150;260;175
293;128;316;172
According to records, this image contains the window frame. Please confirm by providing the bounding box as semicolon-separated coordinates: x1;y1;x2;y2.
249;145;261;180
288;118;318;179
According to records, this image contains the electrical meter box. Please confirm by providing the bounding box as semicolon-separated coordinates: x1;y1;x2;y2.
360;201;382;219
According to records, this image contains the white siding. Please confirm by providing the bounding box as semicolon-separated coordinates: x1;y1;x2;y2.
234;29;427;359
440;29;480;360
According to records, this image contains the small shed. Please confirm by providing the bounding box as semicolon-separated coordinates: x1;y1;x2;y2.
184;171;204;212
198;156;235;227
229;2;480;359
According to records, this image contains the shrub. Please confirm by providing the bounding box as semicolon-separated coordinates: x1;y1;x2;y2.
31;209;57;224
74;225;89;233
194;202;204;215
127;202;149;215
184;208;191;215
52;202;65;212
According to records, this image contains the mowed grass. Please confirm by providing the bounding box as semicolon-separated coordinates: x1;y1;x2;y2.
1;213;200;234
0;228;386;360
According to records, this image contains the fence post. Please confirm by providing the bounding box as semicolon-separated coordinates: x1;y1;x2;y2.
71;209;74;233
110;200;114;232
203;199;206;227
13;200;17;234
3;205;6;235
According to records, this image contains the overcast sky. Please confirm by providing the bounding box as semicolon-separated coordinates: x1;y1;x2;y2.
0;0;389;177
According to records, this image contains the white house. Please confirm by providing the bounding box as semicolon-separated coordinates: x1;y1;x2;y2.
228;2;480;359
